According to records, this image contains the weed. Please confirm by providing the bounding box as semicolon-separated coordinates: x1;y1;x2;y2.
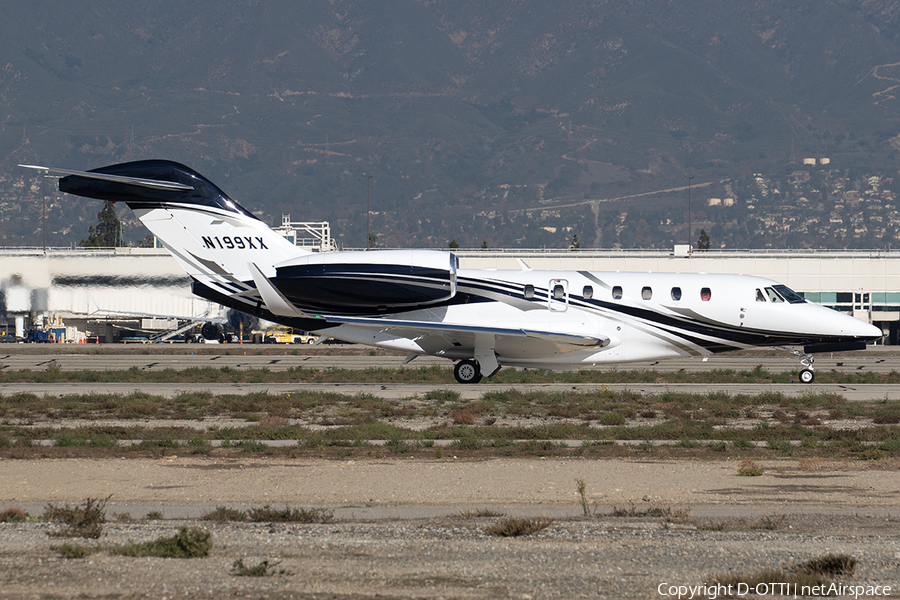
109;527;212;558
675;438;702;448
797;457;824;471
769;439;794;456
231;558;287;577
450;434;483;450
246;505;333;523
453;508;506;518
637;440;654;452
575;478;590;517
145;511;164;520
484;517;553;537
796;554;857;577
451;409;476;425
750;514;787;530
424;389;461;402
737;459;765;477
43;496;110;539
598;412;626;426
711;553;857;591
0;508;28;523
878;438;900;453
386;438;412;454
610;504;690;519
201;506;248;522
50;542;103;559
238;440;269;453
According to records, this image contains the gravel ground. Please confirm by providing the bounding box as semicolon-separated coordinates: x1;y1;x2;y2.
2;458;900;599
1;515;899;599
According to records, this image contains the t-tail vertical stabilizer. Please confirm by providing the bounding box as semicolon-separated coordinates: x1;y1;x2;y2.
24;160;305;308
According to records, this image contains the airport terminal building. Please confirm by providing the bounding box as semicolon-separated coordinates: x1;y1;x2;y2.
2;247;900;343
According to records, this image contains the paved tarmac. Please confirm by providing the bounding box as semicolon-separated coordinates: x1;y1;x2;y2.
1;346;899;372
2;347;899;401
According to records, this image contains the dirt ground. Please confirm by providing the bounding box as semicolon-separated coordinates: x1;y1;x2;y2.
2;457;900;599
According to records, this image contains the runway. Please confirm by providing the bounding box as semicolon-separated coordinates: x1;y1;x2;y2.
2;348;899;400
1;346;898;372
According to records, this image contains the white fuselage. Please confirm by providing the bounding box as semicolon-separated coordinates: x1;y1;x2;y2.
317;268;879;368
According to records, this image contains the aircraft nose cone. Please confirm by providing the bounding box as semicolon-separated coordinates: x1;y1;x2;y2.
863;321;883;340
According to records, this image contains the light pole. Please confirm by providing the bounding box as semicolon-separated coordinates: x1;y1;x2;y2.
363;172;373;249
685;173;694;253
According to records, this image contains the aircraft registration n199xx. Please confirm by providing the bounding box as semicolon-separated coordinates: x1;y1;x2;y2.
21;161;881;384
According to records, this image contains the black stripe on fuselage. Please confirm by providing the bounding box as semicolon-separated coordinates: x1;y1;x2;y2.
191;279;337;332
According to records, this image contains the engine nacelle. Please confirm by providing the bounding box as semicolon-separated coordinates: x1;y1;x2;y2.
274;250;458;313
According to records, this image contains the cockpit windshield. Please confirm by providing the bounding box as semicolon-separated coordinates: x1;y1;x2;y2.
772;284;806;304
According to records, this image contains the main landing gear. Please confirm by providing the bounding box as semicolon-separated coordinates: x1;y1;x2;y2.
454;359;483;384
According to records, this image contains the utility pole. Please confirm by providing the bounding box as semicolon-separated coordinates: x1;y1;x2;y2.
685;173;694;254
363;172;373;249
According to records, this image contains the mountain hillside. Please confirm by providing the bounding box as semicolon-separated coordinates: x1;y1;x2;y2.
2;0;900;249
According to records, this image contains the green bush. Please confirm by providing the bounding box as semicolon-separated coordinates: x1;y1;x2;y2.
44;496;109;539
109;527;212;558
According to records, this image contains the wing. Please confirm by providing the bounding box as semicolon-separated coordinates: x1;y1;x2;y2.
325;315;609;348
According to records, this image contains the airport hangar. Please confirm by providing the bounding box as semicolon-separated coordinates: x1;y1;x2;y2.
2;245;900;344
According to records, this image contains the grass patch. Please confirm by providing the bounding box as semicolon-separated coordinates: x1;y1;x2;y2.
246;505;334;523
50;542;103;559
452;508;506;518
201;506;248;522
710;553;856;592
0;508;28;523
484;517;553;537
231;558;287;577
737;459;765;476
109;527;212;558
610;504;690;519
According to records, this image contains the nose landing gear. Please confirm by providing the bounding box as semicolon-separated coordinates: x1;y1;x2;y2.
780;346;815;383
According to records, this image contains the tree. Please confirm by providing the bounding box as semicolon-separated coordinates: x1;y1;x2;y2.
480;240;489;249
448;239;460;249
570;234;580;251
80;201;121;248
697;229;711;251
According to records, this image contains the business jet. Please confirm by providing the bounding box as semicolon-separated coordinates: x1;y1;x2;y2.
21;160;881;383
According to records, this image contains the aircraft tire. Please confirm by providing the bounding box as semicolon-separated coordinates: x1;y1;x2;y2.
799;368;815;384
454;359;483;384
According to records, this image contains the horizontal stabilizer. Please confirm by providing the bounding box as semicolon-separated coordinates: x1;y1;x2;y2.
19;164;193;191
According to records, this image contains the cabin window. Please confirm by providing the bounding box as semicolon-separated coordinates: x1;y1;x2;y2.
765;287;784;303
553;284;565;300
524;284;535;299
612;286;623;300
700;287;712;301
756;289;766;302
641;287;653;300
671;287;682;301
583;285;593;300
